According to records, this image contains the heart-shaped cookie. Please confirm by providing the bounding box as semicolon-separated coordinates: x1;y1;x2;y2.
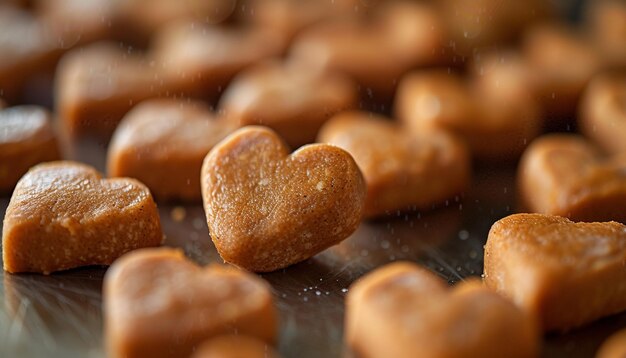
201;126;365;272
104;248;277;358
2;161;162;274
484;213;626;331
580;73;626;155
218;60;358;148
0;105;60;193
318;111;470;218
395;68;541;161
346;262;539;358
518;134;626;223
108;99;236;201
289;1;445;101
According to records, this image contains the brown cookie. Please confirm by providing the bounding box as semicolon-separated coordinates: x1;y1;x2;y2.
597;329;626;358
579;73;626;155
56;42;168;138
104;248;277;358
522;23;602;121
484;213;626;331
518;134;626;223
108;99;236;202
152;22;287;102
201;126;366;272
0;106;60;193
346;262;539;358
438;0;553;55
219;60;358;148
192;335;280;358
113;0;236;43
290;1;446;101
0;5;60;102
586;0;626;68
2;161;162;274
395;69;541;161
318;111;470;218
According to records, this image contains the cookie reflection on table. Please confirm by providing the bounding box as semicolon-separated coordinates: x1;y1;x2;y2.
2;269;104;356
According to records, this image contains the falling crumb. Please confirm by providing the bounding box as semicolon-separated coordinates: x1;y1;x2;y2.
171;206;186;222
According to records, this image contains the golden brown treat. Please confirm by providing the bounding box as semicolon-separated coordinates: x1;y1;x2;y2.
0;106;60;193
104;248;277;358
395;69;541;161
290;1;446;101
586;0;626;68
36;0;114;47
346;262;539;358
0;5;60;102
597;329;626;358
518;134;626;223
438;0;552;55
219;60;358;148
113;0;236;42
152;22;288;102
318;111;470;218
484;213;626;331
580;73;626;155
523;24;602;120
242;0;358;42
192;335;280;358
2;161;162;274
201;126;366;272
56;43;169;138
108;99;236;202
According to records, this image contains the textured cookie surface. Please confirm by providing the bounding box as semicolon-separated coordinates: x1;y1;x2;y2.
202;126;366;272
2;161;162;274
484;213;626;331
108;99;236;201
519;134;626;223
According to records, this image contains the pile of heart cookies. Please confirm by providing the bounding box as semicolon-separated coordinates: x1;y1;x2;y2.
1;0;626;357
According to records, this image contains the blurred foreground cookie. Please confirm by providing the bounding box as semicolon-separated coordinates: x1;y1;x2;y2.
192;335;280;358
484;213;626;331
105;248;277;358
519;135;626;223
395;69;541;161
346;262;539;358
319;111;469;218
2;161;162;274
597;329;626;358
108;100;236;201
579;73;626;155
56;43;168;138
0;106;60;193
219;60;358;147
202;126;365;272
